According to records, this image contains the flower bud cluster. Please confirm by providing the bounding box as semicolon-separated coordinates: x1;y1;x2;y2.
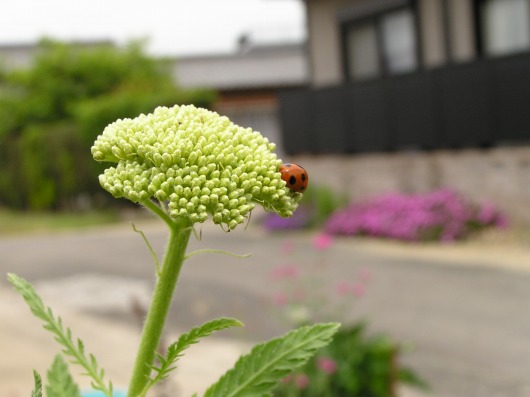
91;105;301;229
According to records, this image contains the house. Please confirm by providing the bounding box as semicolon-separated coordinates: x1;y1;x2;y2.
279;0;530;222
171;38;309;154
0;43;38;70
280;0;530;153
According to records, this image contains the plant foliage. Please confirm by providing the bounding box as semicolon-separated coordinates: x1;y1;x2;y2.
46;354;82;397
204;322;340;397
7;273;113;397
32;370;43;397
143;317;243;394
274;323;428;397
0;39;215;210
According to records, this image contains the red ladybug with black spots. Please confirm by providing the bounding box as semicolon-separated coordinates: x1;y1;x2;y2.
280;163;308;193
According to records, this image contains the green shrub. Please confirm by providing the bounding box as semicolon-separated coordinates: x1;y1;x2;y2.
0;39;215;210
2;122;92;210
302;184;349;227
274;323;427;397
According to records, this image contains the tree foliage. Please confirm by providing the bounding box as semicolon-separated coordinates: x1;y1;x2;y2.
0;39;215;210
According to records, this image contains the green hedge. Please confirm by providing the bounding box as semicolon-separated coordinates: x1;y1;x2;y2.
0;39;215;210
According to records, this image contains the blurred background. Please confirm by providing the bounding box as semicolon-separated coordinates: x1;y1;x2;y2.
1;0;530;397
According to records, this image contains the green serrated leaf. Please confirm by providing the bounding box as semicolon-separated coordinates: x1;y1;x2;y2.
46;354;82;397
31;370;43;397
204;322;340;397
7;273;113;397
7;273;47;320
141;317;243;396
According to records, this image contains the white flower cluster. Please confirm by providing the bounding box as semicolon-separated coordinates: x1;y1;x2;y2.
91;105;301;229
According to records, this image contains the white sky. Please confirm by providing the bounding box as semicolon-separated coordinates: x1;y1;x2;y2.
0;0;306;56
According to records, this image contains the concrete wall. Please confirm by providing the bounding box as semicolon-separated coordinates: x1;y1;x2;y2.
305;0;354;86
419;0;476;65
290;147;530;225
447;0;476;61
418;0;447;67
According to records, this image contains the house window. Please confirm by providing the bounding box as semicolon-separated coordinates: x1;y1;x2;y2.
346;23;380;80
343;8;418;81
480;0;530;56
381;9;418;73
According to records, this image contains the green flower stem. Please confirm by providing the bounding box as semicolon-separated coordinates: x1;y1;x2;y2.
127;213;192;397
142;199;174;229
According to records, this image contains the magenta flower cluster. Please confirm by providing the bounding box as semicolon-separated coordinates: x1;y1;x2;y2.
325;189;507;241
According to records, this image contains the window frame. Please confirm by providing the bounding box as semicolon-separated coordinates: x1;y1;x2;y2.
473;0;530;58
340;3;421;82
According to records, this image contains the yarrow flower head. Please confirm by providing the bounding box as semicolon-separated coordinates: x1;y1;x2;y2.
91;105;302;229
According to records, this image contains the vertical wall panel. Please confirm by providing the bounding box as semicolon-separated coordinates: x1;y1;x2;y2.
312;86;348;153
278;90;315;154
493;54;530;143
387;72;439;148
438;62;494;147
345;81;389;152
279;53;530;154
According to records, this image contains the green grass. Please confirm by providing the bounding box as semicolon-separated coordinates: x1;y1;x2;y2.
0;209;122;235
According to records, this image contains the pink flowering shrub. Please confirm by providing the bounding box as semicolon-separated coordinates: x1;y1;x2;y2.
275;323;427;397
312;233;334;250
325;189;507;241
269;234;370;327
317;356;338;374
270;237;427;397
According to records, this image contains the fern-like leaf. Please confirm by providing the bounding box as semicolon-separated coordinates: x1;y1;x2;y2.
31;370;43;397
46;354;82;397
142;317;243;395
203;322;340;397
7;273;113;397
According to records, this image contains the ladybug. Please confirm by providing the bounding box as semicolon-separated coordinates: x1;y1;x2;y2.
280;163;308;193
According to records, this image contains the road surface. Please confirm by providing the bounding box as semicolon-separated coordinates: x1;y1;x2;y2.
1;219;530;397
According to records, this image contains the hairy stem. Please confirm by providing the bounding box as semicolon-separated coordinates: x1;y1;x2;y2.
127;216;192;397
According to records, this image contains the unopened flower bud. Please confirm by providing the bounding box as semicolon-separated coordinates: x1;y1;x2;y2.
92;104;302;229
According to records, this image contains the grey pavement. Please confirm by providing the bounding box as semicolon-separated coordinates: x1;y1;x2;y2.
1;218;530;397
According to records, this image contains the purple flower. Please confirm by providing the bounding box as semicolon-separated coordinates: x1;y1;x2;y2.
317;356;338;374
262;206;311;230
312;233;334;250
325;189;507;242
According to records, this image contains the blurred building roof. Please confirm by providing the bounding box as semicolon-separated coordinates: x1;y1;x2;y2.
172;40;309;90
0;39;310;91
0;43;36;69
0;40;114;69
